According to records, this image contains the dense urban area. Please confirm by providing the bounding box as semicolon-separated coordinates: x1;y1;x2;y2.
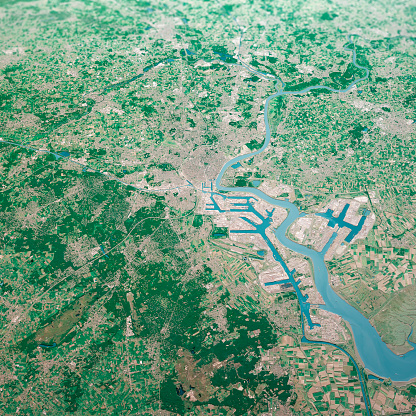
0;0;415;414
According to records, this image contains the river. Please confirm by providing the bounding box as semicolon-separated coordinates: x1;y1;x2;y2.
214;34;416;385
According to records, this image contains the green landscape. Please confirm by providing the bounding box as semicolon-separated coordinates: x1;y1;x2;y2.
0;0;415;414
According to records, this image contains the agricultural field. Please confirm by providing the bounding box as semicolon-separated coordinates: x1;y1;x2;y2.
0;0;415;415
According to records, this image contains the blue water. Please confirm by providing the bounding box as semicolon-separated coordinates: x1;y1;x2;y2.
214;51;234;61
368;374;384;381
316;203;365;243
100;244;109;258
251;180;261;187
264;279;290;287
205;190;372;412
213;34;416;384
257;250;265;256
0;29;412;390
231;162;242;169
207;194;317;329
213;233;226;238
39;342;57;349
59;151;70;157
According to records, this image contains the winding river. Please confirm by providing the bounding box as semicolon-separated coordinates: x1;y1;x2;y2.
214;34;416;385
1;28;412;415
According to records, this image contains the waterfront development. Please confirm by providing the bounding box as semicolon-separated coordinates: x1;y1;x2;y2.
212;46;416;381
1;0;416;414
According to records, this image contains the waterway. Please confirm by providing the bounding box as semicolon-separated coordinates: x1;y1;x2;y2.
206;188;373;414
0;27;412;414
214;34;416;386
